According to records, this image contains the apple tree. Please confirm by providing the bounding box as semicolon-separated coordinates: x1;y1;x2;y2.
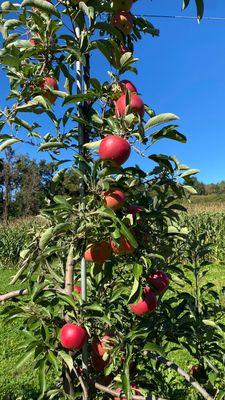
0;0;217;400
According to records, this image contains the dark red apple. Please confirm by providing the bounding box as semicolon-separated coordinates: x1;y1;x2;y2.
118;80;137;93
112;12;133;35
40;76;58;104
60;323;87;350
129;287;157;316
103;188;126;210
115;93;145;118
99;135;131;166
110;235;135;255
147;271;169;295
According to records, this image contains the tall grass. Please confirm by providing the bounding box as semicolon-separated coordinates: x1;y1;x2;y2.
0;218;35;268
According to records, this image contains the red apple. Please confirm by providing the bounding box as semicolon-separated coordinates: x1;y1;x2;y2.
120;43;131;54
92;352;108;371
99;135;131;166
110;235;135;254
74;285;81;294
103;188;126;210
84;241;111;263
127;205;142;216
115;93;145;118
40;76;58;104
112;12;133;35
118;80;137;93
60;323;87;350
147;271;169;295
29;38;37;46
92;335;114;357
129;287;157;316
112;0;133;12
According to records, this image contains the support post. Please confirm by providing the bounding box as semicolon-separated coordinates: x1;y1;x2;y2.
75;25;90;399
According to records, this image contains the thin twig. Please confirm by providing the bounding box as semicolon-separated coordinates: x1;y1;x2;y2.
0;287;65;303
0;288;28;302
94;382;167;400
148;353;213;400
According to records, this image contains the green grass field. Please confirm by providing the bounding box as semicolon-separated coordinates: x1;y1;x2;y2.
0;270;40;400
1;264;225;399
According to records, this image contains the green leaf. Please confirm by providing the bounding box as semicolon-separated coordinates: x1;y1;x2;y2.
16;347;35;369
63;92;96;105
59;351;74;372
132;264;143;279
85;303;103;312
143;342;165;355
182;0;190;10
128;278;142;304
195;0;204;20
183;185;198;194
180;169;199;178
0;138;20;151
47;351;59;371
145;113;179;130
39;142;66;151
94;22;124;42
151;125;186;144
83;140;101;149
21;0;59;16
39;227;53;250
53;223;72;235
38;359;47;399
120;223;138;249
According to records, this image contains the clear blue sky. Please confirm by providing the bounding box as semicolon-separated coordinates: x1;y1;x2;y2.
1;0;225;183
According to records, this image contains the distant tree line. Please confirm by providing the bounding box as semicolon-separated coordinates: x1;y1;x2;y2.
0;149;79;222
192;177;225;196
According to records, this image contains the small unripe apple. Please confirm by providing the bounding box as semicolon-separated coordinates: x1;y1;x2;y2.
40;76;58;104
129;287;157;316
112;12;133;35
103;188;126;210
111;0;133;12
99;135;131;166
110;235;135;255
147;271;169;295
115;93;145;118
84;241;111;263
118;80;137;93
60;323;87;350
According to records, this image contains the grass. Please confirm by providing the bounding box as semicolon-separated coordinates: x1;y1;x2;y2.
1;264;225;399
0;270;40;400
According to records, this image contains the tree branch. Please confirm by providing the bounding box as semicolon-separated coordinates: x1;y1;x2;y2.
0;287;65;303
94;382;167;400
148;353;213;400
0;288;28;302
64;244;74;295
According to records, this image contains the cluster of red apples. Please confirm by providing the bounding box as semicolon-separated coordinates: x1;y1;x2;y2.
59;78;170;388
